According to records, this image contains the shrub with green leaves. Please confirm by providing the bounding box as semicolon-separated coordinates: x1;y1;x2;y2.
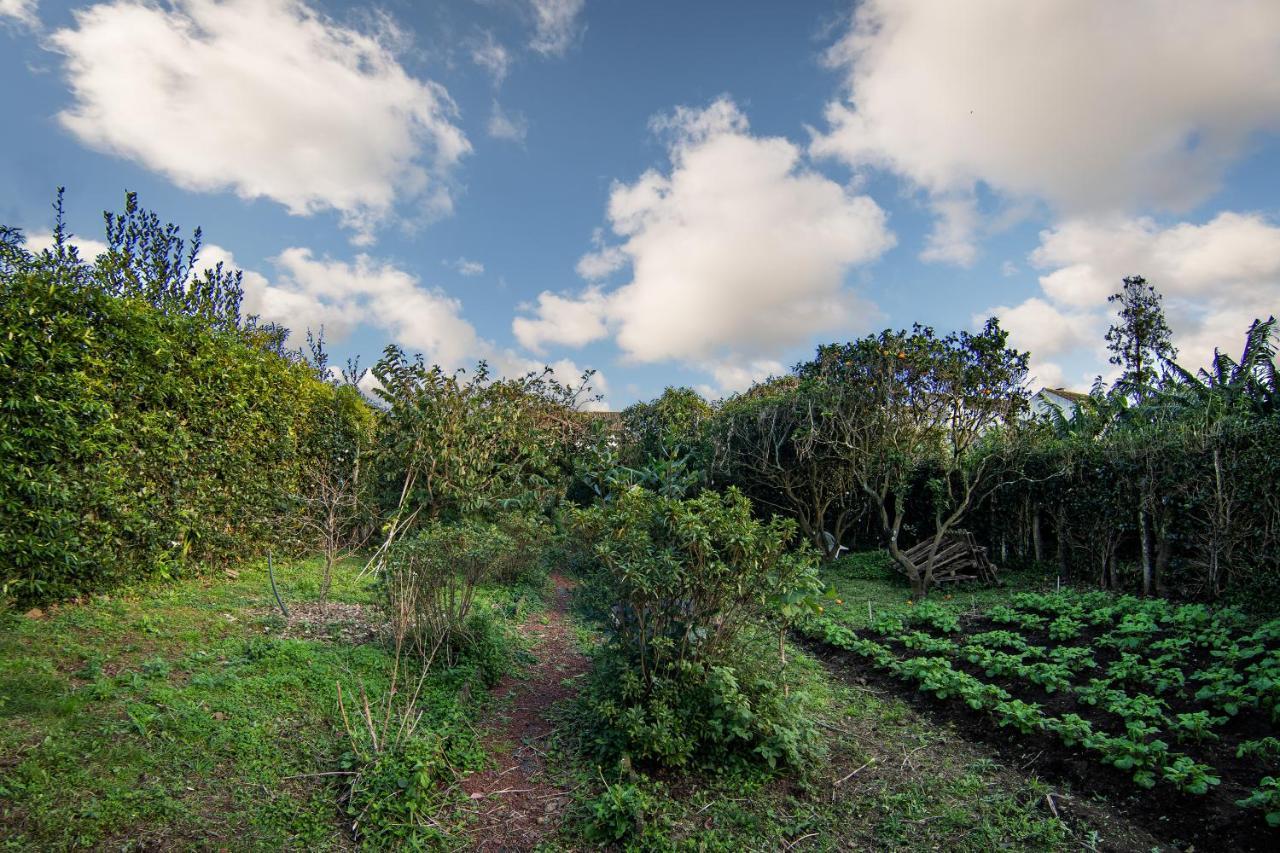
1;201;341;604
574;487;824;771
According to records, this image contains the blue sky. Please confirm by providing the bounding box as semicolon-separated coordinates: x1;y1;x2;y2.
3;0;1280;406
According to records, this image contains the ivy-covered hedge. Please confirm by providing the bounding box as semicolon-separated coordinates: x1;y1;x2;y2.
0;268;333;603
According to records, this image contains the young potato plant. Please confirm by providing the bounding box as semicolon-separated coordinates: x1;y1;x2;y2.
1086;724;1170;789
1046;645;1097;673
1237;737;1280;761
1099;612;1161;650
993;699;1044;734
906;600;961;633
900;631;957;654
1237;777;1280;827
1014;661;1072;694
1042;713;1094;747
988;605;1047;631
1161;756;1222;794
1169;711;1225;744
1193;666;1253;716
961;646;1028;680
966;630;1033;653
1048;616;1084;641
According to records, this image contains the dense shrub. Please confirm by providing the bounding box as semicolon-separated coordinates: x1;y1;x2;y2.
0;195;372;605
574;487;824;770
0;267;333;603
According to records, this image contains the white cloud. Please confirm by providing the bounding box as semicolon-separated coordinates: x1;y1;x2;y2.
51;0;471;244
918;195;979;266
487;101;528;143
470;29;511;85
200;245;610;399
700;357;786;399
813;0;1280;263
266;248;480;368
513;286;609;353
0;0;38;26
575;227;626;280
23;229;109;260
528;0;584;57
978;296;1099;360
448;257;485;277
989;211;1280;380
514;97;894;368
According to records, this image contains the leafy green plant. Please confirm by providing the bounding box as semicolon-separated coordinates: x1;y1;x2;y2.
1169;711;1225;743
575;488;823;771
1161;756;1221;794
380;520;519;674
1048;616;1083;641
993;699;1044;734
1237;777;1280;827
1237;737;1280;760
1043;713;1094;747
582;779;655;844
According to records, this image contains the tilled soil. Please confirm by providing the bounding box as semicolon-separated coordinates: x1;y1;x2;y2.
459;575;589;851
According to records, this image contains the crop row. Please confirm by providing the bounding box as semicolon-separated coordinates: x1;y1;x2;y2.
805;606;1280;827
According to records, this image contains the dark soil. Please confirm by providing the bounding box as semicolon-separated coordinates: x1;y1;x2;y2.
805;617;1279;852
459;574;589;851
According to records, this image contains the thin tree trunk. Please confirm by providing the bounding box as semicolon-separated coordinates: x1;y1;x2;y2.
1139;507;1153;596
1032;506;1043;563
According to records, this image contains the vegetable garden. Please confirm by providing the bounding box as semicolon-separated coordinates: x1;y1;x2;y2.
802;585;1280;845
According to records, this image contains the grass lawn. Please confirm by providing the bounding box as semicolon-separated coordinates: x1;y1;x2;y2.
0;557;501;850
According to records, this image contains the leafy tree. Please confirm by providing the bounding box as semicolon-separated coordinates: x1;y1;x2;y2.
798;319;1028;596
1106;275;1176;404
713;377;861;558
620;386;713;467
368;347;597;565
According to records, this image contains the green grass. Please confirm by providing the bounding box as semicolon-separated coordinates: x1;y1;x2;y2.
0;557;496;850
541;640;1076;851
818;550;1058;631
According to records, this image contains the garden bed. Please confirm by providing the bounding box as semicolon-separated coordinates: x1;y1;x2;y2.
800;589;1280;850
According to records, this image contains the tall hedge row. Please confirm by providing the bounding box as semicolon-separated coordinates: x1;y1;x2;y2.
0;267;332;603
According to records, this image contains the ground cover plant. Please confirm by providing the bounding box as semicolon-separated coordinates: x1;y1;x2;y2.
800;565;1280;847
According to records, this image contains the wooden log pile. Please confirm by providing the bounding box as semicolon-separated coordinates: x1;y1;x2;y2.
900;530;1000;585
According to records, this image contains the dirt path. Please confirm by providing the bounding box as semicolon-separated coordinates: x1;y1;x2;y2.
460;574;589;850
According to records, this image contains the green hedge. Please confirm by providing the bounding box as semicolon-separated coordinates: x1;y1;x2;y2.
0;269;333;603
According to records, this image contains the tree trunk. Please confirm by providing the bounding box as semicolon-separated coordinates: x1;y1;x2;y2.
1032;506;1043;563
1139;507;1153;597
1154;524;1171;596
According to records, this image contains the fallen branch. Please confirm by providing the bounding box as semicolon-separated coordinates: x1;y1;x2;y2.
833;758;874;786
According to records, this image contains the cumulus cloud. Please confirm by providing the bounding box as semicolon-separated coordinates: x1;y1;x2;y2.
487;101;528;143
513;97;894;369
575;227;626;280
0;0;38;26
198;245;610;401
813;0;1280;263
528;0;584;57
513;286;609;353
51;0;471;244
987;212;1280;382
696;357;786;400
469;29;511;85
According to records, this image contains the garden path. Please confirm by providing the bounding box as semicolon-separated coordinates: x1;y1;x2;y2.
459;574;589;850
